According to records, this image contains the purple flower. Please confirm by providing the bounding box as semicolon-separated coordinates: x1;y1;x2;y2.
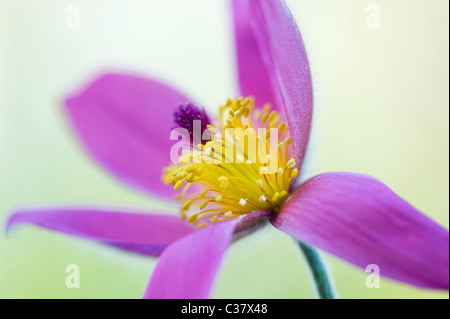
6;0;449;298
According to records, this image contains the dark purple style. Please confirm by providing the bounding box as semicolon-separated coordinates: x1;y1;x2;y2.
173;102;211;144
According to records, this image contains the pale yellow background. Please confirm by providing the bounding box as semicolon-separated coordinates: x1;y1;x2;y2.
0;0;448;298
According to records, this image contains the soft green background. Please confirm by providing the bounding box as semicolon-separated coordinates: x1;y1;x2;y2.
0;0;448;298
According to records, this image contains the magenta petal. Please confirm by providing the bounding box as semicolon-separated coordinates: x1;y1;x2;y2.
7;208;194;257
233;0;313;168
143;211;270;298
143;220;238;298
272;172;449;289
232;0;281;111
64;73;192;199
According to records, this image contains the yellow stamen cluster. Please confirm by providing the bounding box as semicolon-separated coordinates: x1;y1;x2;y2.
163;97;298;228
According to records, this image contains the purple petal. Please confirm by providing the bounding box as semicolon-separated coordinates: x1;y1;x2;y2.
64;73;192;199
272;172;449;289
7;208;194;257
232;0;313;168
232;0;281;111
143;211;270;298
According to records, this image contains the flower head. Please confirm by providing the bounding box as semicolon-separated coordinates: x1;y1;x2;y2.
6;0;449;299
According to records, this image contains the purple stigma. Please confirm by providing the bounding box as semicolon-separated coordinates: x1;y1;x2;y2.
173;102;211;144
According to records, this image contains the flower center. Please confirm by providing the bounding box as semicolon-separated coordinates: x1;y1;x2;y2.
163;97;298;228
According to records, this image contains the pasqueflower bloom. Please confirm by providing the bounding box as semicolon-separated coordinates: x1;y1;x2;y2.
6;0;449;299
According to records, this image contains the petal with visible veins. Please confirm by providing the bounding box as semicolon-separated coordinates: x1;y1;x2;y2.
272;172;449;289
233;0;313;169
64;73;194;199
232;0;281;111
143;211;270;298
7;208;194;257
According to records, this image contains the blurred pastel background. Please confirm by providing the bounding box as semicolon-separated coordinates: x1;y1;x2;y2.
0;0;448;298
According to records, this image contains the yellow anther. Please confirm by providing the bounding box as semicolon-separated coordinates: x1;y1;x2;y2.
268;111;277;122
188;213;199;223
291;168;299;179
164;176;174;184
272;192;280;202
199;200;208;210
186;173;196;182
261;112;269;124
211;215;218;223
185;164;197;172
200;189;208;197
174;180;183;191
182;200;193;210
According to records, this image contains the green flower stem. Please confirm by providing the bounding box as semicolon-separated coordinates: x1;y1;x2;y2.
297;241;336;299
